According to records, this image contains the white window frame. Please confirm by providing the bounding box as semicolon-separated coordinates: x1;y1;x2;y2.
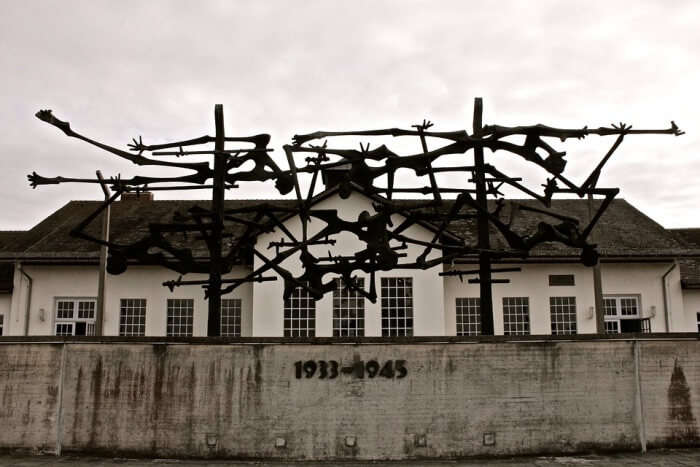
603;295;641;334
119;298;147;336
381;277;413;337
54;297;97;336
221;298;242;337
549;296;577;335
166;298;194;337
456;297;481;336
284;286;315;337
333;278;365;337
502;297;530;336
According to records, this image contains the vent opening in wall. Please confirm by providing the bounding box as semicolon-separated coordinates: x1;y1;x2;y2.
549;274;575;286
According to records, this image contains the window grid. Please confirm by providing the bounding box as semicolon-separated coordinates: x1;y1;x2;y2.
603;298;617;316
456;297;481;336
167;299;194;337
221;298;242;337
381;277;413;337
55;298;96;336
333;278;365;337
550;296;577;335
503;297;530;336
55;323;73;336
283;286;315;337
56;301;74;319
604;296;641;334
78;301;95;319
119;299;146;336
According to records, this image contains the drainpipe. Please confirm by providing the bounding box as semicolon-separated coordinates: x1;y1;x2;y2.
95;170;111;337
661;262;676;333
18;263;33;336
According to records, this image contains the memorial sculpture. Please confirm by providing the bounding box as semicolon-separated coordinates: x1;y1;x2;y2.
29;98;682;335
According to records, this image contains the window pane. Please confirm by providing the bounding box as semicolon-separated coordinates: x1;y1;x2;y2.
550;296;577;335
56;301;74;319
456;297;480;336
221;298;242;337
381;277;413;336
78;301;95;319
167;299;194;337
283;286;315;337
120;298;147;336
333;278;365;337
503;297;530;336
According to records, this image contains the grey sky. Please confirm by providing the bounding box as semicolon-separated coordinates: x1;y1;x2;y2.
1;0;697;230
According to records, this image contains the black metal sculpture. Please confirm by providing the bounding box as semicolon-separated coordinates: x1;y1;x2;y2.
30;99;682;336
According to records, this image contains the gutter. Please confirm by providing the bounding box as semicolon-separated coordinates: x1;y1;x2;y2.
661;262;677;333
18;263;33;336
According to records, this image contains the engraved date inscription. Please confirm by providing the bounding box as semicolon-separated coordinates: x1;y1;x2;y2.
294;360;407;379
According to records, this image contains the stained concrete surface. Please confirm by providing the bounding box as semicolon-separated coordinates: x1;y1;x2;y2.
2;449;700;466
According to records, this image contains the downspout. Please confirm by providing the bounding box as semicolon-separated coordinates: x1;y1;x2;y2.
18;263;33;336
661;262;677;333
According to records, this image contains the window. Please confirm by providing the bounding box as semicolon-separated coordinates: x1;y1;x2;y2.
119;299;146;336
549;274;575;286
503;297;530;336
604;295;646;333
456;297;481;336
55;298;96;336
284;286;315;337
221;298;242;337
381;277;413;336
333;278;365;337
166;299;194;337
697;312;700;333
0;314;3;336
550;296;577;335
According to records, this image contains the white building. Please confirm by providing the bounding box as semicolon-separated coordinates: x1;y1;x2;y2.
1;183;699;338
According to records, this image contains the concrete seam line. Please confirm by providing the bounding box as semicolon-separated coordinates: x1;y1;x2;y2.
634;340;647;453
55;343;67;456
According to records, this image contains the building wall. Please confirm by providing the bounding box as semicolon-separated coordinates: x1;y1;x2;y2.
7;264;252;337
443;261;683;335
682;289;700;332
252;190;445;337
2;338;700;459
2;258;690;336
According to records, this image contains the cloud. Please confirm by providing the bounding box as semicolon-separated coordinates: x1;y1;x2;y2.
0;0;697;229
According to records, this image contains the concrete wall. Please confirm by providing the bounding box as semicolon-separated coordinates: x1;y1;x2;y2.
1;337;700;460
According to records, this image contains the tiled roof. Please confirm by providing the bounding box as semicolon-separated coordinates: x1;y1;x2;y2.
669;229;700;288
0;191;696;264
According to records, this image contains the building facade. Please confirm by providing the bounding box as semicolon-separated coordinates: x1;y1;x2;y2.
0;186;698;338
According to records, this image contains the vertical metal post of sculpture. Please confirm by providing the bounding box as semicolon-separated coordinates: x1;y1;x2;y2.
473;98;495;335
208;104;226;337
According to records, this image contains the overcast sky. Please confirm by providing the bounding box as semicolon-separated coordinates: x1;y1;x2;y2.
1;0;698;230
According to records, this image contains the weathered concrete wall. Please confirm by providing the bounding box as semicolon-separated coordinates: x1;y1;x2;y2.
3;337;699;459
639;340;700;448
0;344;62;452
